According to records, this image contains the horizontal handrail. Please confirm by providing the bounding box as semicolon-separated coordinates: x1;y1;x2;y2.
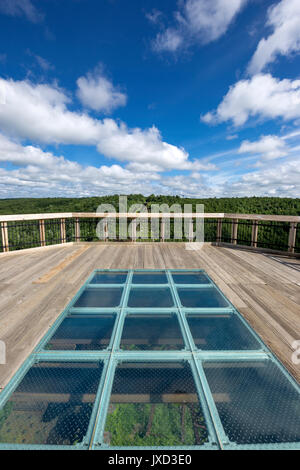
72;212;225;219
224;213;300;223
0;212;299;223
0;213;74;222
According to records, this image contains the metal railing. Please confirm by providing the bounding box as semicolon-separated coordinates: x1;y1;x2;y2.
0;212;299;254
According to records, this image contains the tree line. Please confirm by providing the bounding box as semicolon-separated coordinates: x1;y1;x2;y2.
0;195;299;215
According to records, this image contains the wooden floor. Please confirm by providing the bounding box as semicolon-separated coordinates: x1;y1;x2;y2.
0;242;299;389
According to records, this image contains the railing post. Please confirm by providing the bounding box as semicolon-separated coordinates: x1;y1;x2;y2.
75;218;80;242
251;220;259;248
1;222;9;252
39;220;46;247
131;218;137;243
231;219;238;245
217;218;222;244
160;219;165;242
188;218;194;242
60;218;66;244
288;222;297;253
104;220;109;242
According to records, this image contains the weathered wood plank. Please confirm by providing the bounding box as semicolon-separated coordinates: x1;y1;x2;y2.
33;246;90;283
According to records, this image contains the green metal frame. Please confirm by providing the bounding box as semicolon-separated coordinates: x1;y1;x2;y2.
0;269;299;450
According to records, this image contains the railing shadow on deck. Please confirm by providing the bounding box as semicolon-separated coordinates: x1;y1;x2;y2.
262;254;300;272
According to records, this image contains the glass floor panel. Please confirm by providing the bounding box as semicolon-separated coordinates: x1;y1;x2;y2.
74;288;123;308
127;288;174;308
1;269;299;450
203;360;300;445
172;272;211;285
177;287;229;308
0;362;103;446
186;314;261;350
90;272;128;284
104;362;209;447
120;314;185;351
132;272;168;284
44;315;116;351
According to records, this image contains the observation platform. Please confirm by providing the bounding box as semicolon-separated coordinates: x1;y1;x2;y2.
0;241;299;389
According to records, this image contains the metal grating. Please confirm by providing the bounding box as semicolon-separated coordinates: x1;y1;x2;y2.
0;362;103;446
132;271;168;284
172;272;211;284
74;287;123;308
177;287;229;309
104;362;208;447
120;314;185;351
90;272;128;284
45;315;117;351
186;314;261;351
0;269;299;450
127;287;174;308
203;360;300;445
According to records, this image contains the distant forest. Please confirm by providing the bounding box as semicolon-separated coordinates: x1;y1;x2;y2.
0;195;299;216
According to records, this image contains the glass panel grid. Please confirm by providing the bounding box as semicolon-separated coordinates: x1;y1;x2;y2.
103;361;209;447
44;314;117;351
119;313;185;351
0;269;299;451
127;287;175;309
74;287;124;309
203;360;300;446
177;287;230;309
90;271;128;285
186;313;262;351
172;271;211;285
131;271;168;284
0;362;104;447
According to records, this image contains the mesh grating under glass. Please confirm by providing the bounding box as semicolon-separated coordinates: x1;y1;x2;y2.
74;288;123;308
44;315;116;351
177;287;229;308
172;272;211;285
186;314;261;351
0;362;103;446
90;272;128;284
104;362;209;447
120;314;185;351
132;272;168;284
127;287;174;308
203;360;300;445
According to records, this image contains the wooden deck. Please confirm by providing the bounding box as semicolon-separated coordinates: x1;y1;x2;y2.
0;242;299;389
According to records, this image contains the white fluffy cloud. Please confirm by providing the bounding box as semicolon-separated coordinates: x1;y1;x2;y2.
95;120;215;171
201;74;300;126
0;0;43;23
76;69;127;113
226;156;300;197
0;134;215;198
248;0;300;75
0;77;209;171
0;133;299;199
0;78;100;144
152;0;248;52
0;133;161;197
238;135;289;160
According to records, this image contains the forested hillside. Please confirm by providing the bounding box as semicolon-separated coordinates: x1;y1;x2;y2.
0;195;299;216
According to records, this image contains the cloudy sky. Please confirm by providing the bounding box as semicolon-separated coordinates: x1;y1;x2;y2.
0;0;300;198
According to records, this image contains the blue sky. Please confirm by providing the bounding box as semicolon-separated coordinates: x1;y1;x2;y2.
0;0;299;198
